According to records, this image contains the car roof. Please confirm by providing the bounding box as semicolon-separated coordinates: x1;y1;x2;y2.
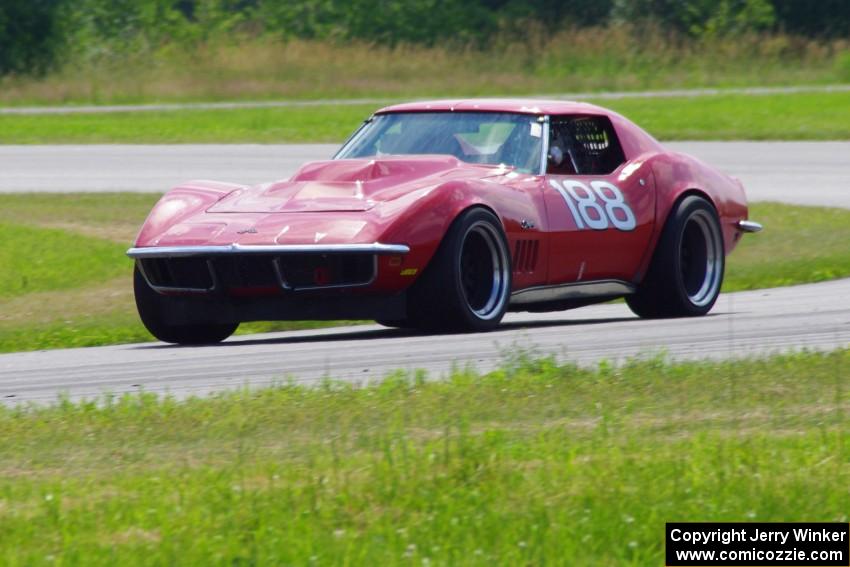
375;98;611;116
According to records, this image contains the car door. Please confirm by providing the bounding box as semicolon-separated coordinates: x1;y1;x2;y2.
499;174;550;291
543;115;656;284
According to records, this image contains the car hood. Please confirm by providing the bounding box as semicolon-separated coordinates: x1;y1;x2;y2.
206;155;508;213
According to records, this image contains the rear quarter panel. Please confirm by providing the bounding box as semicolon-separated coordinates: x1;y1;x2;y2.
607;109;749;259
649;152;749;256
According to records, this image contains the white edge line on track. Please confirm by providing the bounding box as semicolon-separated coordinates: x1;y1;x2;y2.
2;84;849;116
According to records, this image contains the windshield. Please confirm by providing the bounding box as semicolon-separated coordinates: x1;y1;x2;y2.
336;112;544;174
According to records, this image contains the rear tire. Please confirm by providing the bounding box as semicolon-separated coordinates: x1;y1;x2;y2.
626;195;724;318
134;265;238;344
406;208;512;332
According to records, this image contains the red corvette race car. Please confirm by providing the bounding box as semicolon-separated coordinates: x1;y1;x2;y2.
129;99;761;344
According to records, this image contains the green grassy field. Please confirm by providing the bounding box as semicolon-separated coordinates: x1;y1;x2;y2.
721;202;850;289
1;91;849;144
0;349;847;565
0;195;847;354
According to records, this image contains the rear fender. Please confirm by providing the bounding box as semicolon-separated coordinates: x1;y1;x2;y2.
634;152;750;284
650;153;749;260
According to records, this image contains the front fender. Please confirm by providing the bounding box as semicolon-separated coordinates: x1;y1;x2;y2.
377;178;539;287
134;180;245;246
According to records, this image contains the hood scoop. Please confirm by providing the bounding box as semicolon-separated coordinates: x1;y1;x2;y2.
208;180;376;213
293;156;462;183
207;155;470;214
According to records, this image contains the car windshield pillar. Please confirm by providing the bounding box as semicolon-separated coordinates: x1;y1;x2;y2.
538;115;550;176
333;117;374;160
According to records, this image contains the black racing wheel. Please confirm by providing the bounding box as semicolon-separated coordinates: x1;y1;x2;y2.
134;265;238;344
406;208;512;331
627;195;725;318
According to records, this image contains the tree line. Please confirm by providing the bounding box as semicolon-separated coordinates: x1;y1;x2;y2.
2;0;849;76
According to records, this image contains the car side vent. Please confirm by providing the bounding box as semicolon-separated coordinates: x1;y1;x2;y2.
513;239;539;273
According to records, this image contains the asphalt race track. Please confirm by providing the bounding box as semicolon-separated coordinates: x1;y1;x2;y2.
1;278;849;405
2;142;849;209
0;141;848;404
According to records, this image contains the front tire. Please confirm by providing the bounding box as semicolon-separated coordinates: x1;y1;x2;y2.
626;195;725;318
134;265;238;344
375;319;413;329
406;208;512;332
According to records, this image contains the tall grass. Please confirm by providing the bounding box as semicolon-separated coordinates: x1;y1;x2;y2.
1;27;848;105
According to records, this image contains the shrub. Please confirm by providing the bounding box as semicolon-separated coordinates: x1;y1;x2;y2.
0;0;65;75
3;0;850;77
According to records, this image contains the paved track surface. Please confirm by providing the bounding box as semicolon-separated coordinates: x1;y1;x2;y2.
1;142;848;208
672;142;850;209
1;278;849;405
0;144;340;194
3;84;848;115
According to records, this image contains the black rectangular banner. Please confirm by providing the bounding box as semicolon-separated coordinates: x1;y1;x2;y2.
666;523;849;566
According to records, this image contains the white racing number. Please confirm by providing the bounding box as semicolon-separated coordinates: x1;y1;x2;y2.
549;179;636;231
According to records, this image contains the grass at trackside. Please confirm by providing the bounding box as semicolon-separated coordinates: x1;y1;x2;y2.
0;224;126;299
1;91;850;144
0;192;160;235
0;349;847;564
612;91;850;140
723;202;850;291
0;103;374;144
0;103;373;144
0;195;847;353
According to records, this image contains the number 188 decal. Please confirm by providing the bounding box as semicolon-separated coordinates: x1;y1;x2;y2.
549;179;636;231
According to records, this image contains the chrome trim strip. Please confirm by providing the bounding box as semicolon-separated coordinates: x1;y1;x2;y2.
510;279;635;306
127;242;410;258
736;220;763;233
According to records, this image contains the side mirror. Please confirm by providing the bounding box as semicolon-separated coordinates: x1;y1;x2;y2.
548;146;564;166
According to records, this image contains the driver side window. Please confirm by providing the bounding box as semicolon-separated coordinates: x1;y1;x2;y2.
547;115;626;175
